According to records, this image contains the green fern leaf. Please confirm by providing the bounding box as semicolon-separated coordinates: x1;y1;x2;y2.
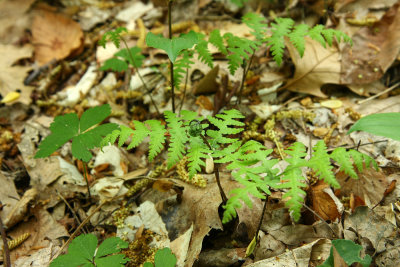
173;50;194;88
209;29;227;55
330;147;358;178
265;17;294;66
146;120;167;161
288;24;309;57
195;33;214;68
243;12;267;41
101;47;144;72
100;58;128;72
224;33;257;75
165;111;188;168
308;25;352;48
126;121;150;150
99;27;128;49
348;149;378;172
187;136;210;177
276;142;308;221
207;109;245;147
308;141;339;188
308;25;326;47
223;177;266;223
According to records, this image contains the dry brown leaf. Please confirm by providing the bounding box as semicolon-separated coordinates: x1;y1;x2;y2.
285;37;341;98
4;188;38;229
0;0;35;45
32;10;84;66
341;3;400;85
337;167;389;207
310;181;341;221
0;44;33;105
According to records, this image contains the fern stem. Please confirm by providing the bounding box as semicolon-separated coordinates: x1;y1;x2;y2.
199;134;228;204
120;38;161;115
168;0;176;113
237;51;255;104
178;67;189;113
82;162;92;199
255;195;268;244
0;209;11;267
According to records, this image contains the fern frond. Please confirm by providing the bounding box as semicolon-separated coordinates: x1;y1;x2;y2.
99;27;128;49
243;12;268;41
209;29;227;55
308;141;339;188
308;25;352;48
207;109;245;146
348;150;378;171
288;24;309;57
125;121;149;150
165;111;188;168
146;120;167;161
187;136;210;178
195;33;213;68
224;33;257;75
265;17;294;66
276;142;308;221
222;177;266;223
173;50;194;88
330;147;358;178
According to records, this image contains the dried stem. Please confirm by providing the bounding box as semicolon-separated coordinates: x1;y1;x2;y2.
168;0;176;113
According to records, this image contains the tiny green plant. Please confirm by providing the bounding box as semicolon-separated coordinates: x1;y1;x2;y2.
319;239;372;267
348;112;400;141
50;234;129;267
34;104;118;196
143;247;177;267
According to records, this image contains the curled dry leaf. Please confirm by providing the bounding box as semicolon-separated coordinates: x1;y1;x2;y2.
285;37;341;98
309;181;342;221
32;10;84;66
4;187;38;229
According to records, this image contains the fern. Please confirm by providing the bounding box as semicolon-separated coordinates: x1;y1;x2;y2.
308;24;352;48
276;142;308;221
224;33;257;75
308;140;339;188
99;27;128;49
242;12;268;42
101;109;377;223
266;17;294;66
173;50;195;88
209;29;227;55
195;33;214;68
288;24;310;57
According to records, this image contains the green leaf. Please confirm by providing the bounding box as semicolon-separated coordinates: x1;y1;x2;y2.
95;254;130;267
319;239;372;267
35;113;79;158
265;17;294;66
154;248;177;267
209;29;227;55
100;58;129;72
95;237;128;258
80;104;112;132
347;112;400;141
115;47;145;68
99;27;127;49
50;253;92;267
143;263;154;267
68;234;98;262
35;104;118;162
308;141;339;188
165;111;188;168
146;31;198;63
147;120;167;161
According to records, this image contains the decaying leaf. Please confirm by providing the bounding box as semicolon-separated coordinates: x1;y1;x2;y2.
285;38;341;98
0;44;33;105
309;181;342;221
32;10;84;65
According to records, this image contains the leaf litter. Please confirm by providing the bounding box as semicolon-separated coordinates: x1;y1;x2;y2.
1;0;400;267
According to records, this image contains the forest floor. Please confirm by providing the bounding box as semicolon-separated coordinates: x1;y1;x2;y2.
1;0;400;266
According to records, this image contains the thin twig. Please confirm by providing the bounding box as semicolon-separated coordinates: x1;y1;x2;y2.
82;162;91;199
357;81;400;105
51;197;117;261
237;51;255;104
168;0;176;113
120;38;161;115
301;203;338;238
55;190;87;234
0;202;11;267
199;134;227;204
255;195;268;244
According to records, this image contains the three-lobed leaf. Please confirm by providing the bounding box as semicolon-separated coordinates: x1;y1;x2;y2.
320;239;372;267
35;104;118;162
145;31;198;63
143;247;177;267
100;47;145;72
50;234;129;267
